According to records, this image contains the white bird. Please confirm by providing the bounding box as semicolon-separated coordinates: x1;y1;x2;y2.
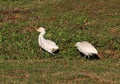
37;27;59;55
75;41;101;59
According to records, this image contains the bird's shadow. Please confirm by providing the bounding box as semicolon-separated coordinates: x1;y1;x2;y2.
51;49;63;59
79;52;100;60
41;48;60;57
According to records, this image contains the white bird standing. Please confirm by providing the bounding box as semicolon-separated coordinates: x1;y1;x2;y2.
75;41;101;59
37;27;59;55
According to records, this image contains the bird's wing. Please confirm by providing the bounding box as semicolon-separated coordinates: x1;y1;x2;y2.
78;43;98;54
45;39;57;45
40;39;58;53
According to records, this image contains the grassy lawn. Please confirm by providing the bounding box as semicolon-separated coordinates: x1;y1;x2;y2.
0;0;120;83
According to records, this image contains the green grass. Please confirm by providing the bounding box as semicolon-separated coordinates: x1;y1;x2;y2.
1;58;120;83
0;0;120;83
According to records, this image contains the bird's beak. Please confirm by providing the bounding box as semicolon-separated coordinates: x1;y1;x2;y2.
36;28;40;32
36;28;38;31
75;44;77;47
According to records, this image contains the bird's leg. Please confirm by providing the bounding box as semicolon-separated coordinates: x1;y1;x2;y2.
88;55;91;59
52;49;56;55
84;55;87;59
85;55;90;59
52;53;55;55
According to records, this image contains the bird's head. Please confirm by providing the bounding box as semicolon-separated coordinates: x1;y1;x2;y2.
75;42;80;47
36;27;45;33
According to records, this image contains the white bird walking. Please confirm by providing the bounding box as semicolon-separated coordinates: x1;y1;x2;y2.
75;41;101;59
37;27;59;55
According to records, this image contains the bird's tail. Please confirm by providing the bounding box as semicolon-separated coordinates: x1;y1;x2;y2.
90;54;102;60
97;54;103;60
52;48;59;54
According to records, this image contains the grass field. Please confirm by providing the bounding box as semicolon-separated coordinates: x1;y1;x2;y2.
0;0;120;83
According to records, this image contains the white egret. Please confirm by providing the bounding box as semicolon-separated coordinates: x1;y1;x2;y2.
37;27;59;55
75;41;101;59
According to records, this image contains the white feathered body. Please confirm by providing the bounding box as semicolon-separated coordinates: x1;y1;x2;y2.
76;41;98;56
38;37;59;54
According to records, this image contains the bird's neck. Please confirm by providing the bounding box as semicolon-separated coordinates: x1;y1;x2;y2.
39;32;45;41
